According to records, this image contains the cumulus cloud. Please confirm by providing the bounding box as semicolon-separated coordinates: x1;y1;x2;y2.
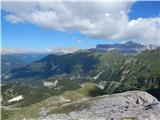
2;1;160;45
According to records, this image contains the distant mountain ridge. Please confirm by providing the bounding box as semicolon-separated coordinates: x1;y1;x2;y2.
1;53;48;74
1;47;79;74
89;41;159;54
1;47;79;55
2;41;158;55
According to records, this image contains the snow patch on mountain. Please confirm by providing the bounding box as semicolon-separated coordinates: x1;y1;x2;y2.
8;95;23;102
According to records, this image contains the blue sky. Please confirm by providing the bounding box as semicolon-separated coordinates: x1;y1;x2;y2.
1;14;115;49
129;1;160;20
1;1;160;50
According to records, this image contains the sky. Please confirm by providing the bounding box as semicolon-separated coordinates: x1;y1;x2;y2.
1;1;160;51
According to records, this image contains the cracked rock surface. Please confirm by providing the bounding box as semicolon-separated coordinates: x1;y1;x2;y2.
38;91;160;120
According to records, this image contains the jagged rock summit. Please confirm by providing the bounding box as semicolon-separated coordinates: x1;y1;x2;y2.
38;91;160;120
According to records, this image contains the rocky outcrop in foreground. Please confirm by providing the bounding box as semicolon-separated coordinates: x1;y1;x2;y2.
39;91;160;120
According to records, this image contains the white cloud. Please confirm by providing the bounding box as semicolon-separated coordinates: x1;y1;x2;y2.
5;14;24;23
76;39;85;44
123;18;160;45
2;1;160;45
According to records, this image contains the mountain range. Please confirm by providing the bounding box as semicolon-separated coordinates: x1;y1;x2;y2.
2;41;158;75
1;53;48;74
1;41;160;120
89;41;159;54
1;47;79;74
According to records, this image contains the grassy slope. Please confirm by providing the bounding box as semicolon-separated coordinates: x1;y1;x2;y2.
1;78;80;107
104;48;160;94
2;83;104;120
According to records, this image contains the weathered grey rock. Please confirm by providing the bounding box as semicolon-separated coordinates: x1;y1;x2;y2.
38;91;160;120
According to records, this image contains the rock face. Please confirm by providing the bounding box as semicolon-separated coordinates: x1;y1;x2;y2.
38;91;160;120
91;41;146;54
